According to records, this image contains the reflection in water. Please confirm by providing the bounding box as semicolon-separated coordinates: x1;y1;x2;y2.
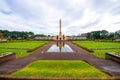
56;41;65;52
47;41;73;52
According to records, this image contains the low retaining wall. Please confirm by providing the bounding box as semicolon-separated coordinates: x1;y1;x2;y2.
0;53;16;64
105;52;120;63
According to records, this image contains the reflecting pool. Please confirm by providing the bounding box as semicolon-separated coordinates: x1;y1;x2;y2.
47;42;74;52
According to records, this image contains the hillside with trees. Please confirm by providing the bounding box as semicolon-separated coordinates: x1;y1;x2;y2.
79;30;120;40
0;30;48;40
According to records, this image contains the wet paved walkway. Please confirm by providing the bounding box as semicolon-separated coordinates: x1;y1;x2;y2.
0;41;120;76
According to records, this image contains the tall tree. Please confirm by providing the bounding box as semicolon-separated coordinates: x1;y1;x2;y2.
114;30;120;38
100;30;109;39
0;33;3;39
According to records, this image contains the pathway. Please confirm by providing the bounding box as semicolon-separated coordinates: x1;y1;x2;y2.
0;41;120;76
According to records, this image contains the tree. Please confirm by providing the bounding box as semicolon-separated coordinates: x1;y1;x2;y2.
114;30;120;38
83;30;109;40
100;30;109;39
28;32;34;37
0;33;3;39
91;31;101;39
108;32;114;39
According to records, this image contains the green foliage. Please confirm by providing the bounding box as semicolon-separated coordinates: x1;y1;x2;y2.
81;30;120;40
72;41;120;58
0;33;3;39
12;60;108;77
85;30;109;40
0;30;34;40
0;29;52;40
114;30;120;38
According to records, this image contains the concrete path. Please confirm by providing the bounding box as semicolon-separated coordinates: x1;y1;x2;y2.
0;41;120;77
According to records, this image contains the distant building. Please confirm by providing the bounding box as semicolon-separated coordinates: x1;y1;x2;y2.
69;36;87;40
34;36;51;40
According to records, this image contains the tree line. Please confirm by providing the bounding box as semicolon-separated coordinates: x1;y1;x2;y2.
0;30;47;40
79;30;120;40
0;29;120;40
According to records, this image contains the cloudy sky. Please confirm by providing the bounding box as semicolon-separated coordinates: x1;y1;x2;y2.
0;0;120;35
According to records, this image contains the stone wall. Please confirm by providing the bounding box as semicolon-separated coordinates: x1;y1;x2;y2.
106;53;120;63
0;53;16;63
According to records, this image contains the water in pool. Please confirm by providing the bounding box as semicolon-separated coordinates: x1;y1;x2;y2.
47;42;74;52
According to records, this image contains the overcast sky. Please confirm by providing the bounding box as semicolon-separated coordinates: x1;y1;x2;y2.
0;0;120;35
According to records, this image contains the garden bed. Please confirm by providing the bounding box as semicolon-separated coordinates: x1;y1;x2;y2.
105;52;120;63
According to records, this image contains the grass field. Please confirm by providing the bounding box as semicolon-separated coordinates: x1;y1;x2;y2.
12;60;108;77
0;41;48;58
72;41;120;58
0;41;47;48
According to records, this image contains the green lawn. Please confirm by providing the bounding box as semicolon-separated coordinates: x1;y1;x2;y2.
94;49;120;58
0;41;48;58
0;49;28;58
12;60;108;77
72;41;120;58
0;41;47;49
72;41;120;48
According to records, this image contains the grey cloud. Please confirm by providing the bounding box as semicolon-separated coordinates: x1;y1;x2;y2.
113;22;120;24
0;0;120;35
81;19;101;29
90;0;118;14
110;5;120;15
0;10;12;15
5;0;45;20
